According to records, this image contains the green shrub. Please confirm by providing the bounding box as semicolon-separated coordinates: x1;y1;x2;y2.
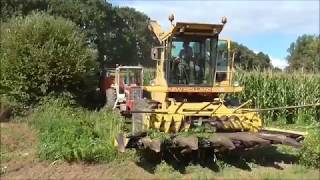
299;125;320;168
30;98;123;162
0;12;96;107
0;94;19;118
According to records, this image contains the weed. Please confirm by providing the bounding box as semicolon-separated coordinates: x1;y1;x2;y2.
154;161;183;179
299;124;320;168
29;97;123;162
185;164;215;179
148;129;171;140
147;127;215;141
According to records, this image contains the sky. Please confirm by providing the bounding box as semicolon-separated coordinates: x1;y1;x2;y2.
110;0;320;69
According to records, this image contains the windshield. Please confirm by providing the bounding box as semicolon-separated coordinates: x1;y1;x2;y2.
118;68;142;86
168;36;218;85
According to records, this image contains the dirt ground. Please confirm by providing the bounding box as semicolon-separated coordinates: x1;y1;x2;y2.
0;122;157;179
1;122;319;180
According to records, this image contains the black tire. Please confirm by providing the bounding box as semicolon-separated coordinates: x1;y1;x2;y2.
105;88;116;108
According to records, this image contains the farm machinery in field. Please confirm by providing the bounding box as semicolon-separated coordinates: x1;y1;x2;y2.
100;65;144;113
103;16;319;154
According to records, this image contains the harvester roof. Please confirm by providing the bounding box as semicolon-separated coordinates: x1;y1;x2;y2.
149;20;225;42
172;22;224;36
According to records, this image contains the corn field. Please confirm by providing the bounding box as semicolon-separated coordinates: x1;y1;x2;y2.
234;71;320;124
144;69;320;125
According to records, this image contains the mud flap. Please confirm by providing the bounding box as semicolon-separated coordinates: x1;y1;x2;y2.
115;133;127;153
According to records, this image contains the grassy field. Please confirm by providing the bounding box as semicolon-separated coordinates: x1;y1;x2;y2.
1;71;320;179
1;121;319;179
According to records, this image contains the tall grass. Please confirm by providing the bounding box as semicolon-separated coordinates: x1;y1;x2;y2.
143;68;156;85
299;125;320;168
234;71;320;125
29;98;123;162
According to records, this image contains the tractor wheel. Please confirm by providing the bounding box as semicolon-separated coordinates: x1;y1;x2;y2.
105;88;116;108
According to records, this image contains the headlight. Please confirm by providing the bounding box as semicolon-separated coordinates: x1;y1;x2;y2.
150;80;155;86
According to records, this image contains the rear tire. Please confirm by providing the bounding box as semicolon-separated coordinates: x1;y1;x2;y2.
105;88;116;108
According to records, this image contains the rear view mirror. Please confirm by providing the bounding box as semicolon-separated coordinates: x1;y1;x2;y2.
151;46;164;61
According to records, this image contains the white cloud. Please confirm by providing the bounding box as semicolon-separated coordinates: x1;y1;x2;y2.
251;49;288;69
113;1;319;37
270;56;288;69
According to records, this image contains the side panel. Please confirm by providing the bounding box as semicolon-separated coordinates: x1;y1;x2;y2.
144;86;243;93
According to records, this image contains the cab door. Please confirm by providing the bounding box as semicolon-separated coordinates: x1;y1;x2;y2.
215;39;231;86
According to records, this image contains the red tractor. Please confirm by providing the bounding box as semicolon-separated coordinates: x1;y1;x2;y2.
100;66;144;113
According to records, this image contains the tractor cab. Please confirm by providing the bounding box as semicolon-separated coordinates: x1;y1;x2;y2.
100;66;143;111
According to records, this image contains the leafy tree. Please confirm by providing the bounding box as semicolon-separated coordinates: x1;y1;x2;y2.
286;34;320;73
1;0;274;72
231;42;272;70
47;0;115;68
1;0;158;68
0;0;49;21
0;13;96;106
109;7;158;67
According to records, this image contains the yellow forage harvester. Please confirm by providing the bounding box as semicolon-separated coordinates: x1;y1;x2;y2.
113;15;319;153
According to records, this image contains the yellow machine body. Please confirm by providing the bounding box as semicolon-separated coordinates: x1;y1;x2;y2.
141;101;262;133
115;17;309;153
134;17;262;134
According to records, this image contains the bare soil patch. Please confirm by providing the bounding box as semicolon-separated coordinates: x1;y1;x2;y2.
1;122;155;179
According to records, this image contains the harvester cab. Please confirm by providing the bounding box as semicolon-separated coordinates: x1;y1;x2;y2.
115;15;318;154
151;18;236;88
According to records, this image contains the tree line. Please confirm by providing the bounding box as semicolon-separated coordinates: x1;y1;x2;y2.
231;42;272;70
1;0;158;68
1;0;273;71
1;0;159;110
2;0;317;72
286;35;320;73
1;0;318;112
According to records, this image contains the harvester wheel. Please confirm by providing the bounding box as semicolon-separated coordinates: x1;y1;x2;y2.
105;88;116;108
